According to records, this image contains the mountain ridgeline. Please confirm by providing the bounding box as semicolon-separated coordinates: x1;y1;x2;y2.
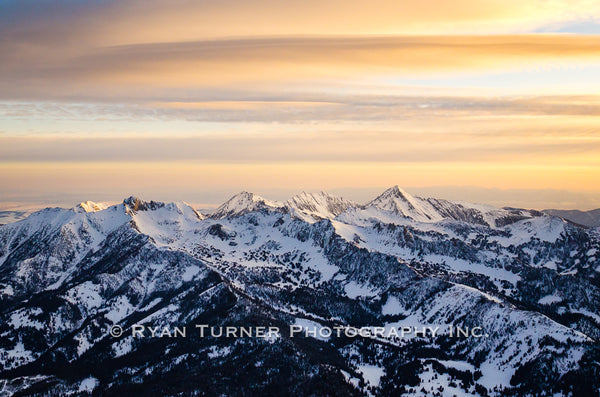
0;187;599;396
543;208;600;228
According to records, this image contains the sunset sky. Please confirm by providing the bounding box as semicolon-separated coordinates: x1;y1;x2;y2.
1;0;600;209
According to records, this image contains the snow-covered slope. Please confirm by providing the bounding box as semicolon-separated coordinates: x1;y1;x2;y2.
285;191;356;222
210;191;284;219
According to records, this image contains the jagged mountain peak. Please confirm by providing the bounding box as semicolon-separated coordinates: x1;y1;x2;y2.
370;185;422;204
229;191;254;201
380;185;409;198
120;197;203;221
367;186;444;222
210;191;284;219
288;190;341;205
285;191;355;222
226;191;273;204
123;196;166;212
291;190;325;200
74;200;109;213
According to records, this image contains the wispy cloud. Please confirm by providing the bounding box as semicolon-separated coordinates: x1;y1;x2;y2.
3;35;600;101
1;124;599;164
3;95;600;127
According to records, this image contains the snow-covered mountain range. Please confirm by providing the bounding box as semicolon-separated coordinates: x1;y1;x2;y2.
0;187;599;395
